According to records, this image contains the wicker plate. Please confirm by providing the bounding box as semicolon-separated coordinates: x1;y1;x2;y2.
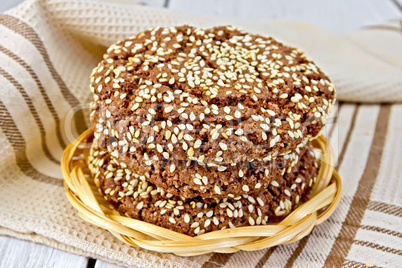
62;129;342;256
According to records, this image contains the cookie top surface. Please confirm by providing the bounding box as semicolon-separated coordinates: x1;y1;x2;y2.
88;141;319;236
90;25;335;166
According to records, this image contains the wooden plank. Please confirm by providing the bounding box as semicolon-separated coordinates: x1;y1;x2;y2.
0;0;24;12
390;0;402;12
0;236;88;268
95;260;125;268
167;0;402;33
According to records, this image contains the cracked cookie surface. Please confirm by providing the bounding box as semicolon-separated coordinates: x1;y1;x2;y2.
89;141;319;236
89;25;335;173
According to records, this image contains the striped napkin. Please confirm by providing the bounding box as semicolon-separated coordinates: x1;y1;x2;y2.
0;0;401;267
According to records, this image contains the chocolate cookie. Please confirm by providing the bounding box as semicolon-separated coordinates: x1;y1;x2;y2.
89;25;336;172
88;140;319;236
93;136;309;199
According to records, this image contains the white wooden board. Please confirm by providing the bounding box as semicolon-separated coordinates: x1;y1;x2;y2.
167;0;402;33
0;236;88;268
95;259;128;268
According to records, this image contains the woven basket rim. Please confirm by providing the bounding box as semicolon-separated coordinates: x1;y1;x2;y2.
62;129;342;256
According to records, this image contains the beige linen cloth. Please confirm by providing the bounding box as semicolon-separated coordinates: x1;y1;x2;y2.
0;0;401;267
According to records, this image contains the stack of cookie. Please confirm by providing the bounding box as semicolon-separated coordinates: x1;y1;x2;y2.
87;26;335;236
